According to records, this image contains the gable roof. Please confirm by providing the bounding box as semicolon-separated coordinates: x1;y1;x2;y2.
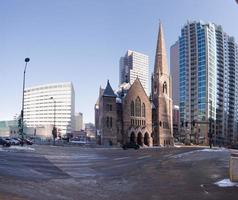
103;80;117;97
127;77;149;99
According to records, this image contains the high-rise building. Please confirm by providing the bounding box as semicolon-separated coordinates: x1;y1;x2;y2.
174;21;238;145
152;22;173;146
170;41;179;106
74;112;84;131
24;82;75;137
119;50;149;94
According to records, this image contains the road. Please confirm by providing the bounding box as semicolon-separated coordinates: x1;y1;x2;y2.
0;145;237;200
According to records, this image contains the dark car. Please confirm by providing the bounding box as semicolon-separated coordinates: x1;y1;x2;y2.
230;143;238;150
122;142;140;150
24;138;33;145
0;137;11;147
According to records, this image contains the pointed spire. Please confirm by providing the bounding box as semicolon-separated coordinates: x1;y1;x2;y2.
154;21;169;75
103;80;116;97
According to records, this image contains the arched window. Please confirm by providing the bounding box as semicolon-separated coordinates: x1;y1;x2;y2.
163;82;167;94
135;97;141;117
130;101;134;116
142;103;146;117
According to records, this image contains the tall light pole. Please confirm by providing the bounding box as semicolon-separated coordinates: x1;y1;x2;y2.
20;58;30;146
50;97;57;145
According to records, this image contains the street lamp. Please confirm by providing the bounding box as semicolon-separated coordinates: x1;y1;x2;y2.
50;97;57;145
19;58;30;146
198;100;213;148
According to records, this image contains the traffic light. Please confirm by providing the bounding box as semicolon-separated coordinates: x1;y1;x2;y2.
18;118;21;128
192;120;196;127
185;122;188;127
181;121;184;127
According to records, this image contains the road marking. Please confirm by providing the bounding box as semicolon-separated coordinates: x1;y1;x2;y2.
137;155;151;160
113;156;130;161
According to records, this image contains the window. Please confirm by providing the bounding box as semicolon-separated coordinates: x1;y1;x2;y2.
107;104;113;111
142;103;146;117
130;101;134;116
163;82;167;94
106;117;109;128
110;117;112;127
135;97;141;117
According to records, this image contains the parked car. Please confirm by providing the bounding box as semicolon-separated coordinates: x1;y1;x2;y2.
122;142;140;150
10;138;20;145
24;139;33;145
230;143;238;150
69;138;86;145
0;137;11;147
14;138;33;145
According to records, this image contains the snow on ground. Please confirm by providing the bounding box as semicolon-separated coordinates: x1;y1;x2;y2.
171;147;228;159
9;146;35;151
0;146;36;151
214;179;238;187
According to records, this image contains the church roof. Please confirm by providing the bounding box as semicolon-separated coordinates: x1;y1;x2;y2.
103;80;117;97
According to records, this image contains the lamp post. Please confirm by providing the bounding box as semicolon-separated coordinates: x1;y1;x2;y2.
50;97;57;145
198;100;213;148
20;58;30;146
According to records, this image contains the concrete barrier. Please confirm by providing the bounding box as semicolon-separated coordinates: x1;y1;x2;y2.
230;150;238;182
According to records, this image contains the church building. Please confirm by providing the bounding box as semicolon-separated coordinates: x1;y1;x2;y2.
95;22;173;147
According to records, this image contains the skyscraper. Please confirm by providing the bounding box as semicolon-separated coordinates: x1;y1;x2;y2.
119;50;149;95
174;21;238;145
152;22;173;146
170;41;179;106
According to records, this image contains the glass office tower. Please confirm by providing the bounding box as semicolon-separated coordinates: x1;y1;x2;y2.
176;21;238;145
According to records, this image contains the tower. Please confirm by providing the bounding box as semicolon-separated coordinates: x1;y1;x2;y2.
152;22;173;146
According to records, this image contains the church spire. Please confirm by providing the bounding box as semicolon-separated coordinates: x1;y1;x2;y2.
154;21;169;75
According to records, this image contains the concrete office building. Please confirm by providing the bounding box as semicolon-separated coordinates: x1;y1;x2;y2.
24;82;75;137
119;50;149;95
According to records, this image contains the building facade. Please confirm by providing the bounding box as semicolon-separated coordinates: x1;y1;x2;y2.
24;82;75;137
119;50;149;95
174;21;238;145
95;79;153;146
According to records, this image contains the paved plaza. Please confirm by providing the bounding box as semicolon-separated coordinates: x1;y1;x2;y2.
0;145;237;200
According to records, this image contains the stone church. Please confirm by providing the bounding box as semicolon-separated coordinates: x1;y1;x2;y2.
95;22;173;147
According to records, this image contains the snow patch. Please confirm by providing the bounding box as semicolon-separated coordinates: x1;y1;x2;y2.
199;148;228;152
171;148;228;159
214;179;238;187
9;146;35;151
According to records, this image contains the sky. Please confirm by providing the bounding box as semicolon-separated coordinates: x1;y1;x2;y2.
0;0;238;123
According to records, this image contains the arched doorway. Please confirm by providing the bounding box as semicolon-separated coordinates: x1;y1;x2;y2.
144;132;150;146
137;132;143;146
130;132;135;143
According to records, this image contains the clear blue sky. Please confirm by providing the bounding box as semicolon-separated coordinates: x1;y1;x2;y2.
0;0;238;123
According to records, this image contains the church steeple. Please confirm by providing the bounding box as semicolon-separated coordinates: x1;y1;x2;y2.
154;21;169;75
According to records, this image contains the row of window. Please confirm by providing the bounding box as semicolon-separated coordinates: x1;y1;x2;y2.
131;119;146;126
130;97;146;117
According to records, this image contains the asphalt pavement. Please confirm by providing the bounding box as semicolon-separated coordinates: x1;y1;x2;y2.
0;145;237;200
